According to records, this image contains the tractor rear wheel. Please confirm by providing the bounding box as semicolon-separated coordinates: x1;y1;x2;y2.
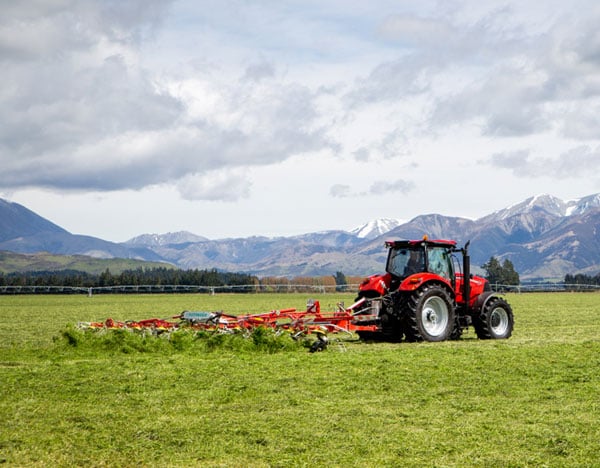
403;284;455;342
474;296;514;339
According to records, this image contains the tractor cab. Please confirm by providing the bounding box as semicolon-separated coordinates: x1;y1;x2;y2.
357;238;458;298
385;239;455;283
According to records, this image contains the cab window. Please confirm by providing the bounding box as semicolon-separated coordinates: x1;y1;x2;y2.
427;247;450;279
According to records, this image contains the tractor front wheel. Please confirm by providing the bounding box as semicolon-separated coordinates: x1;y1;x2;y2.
474;296;514;339
403;284;455;342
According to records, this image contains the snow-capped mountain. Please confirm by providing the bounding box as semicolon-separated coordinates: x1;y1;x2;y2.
481;193;600;223
351;218;402;239
565;193;600;216
479;194;568;222
125;231;208;247
2;193;600;280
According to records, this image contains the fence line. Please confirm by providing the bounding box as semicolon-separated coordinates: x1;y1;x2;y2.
0;284;353;295
490;283;600;292
1;282;600;295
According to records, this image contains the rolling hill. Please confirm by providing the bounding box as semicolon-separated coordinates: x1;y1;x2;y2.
0;251;174;275
0;199;166;263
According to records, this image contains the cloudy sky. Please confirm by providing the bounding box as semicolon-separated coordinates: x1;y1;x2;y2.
2;1;600;241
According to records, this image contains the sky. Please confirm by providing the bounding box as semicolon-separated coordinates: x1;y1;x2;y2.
2;0;600;242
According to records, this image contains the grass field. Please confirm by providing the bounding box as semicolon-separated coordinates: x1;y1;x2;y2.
1;292;599;467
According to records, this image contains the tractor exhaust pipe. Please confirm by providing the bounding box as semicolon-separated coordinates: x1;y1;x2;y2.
463;240;471;311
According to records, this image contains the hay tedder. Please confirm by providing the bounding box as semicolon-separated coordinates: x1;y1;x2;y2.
78;299;379;352
79;298;379;338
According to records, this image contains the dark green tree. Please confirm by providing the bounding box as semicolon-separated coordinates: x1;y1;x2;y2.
501;259;520;285
481;257;503;284
482;256;520;286
99;268;114;287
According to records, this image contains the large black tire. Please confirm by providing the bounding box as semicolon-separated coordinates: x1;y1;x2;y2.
474;296;514;339
355;296;402;342
403;284;455;342
378;307;404;342
356;331;383;341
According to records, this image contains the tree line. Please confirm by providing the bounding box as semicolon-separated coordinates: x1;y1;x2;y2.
481;257;600;286
0;267;256;289
564;273;600;285
0;267;362;291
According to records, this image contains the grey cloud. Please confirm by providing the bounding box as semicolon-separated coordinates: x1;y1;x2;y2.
489;150;531;169
378;14;461;51
242;60;276;82
352;147;370;162
561;105;600;140
368;179;415;195
0;3;337;198
346;55;432;105
349;5;600;143
330;179;414;198
350;129;409;163
0;54;184;156
556;146;600;176
488;146;600;178
348;7;522;107
0;104;334;192
0;0;182;169
177;170;252;202
330;184;352;198
378;129;409;159
0;1;171;62
350;15;452;104
431;8;600;138
432;68;551;137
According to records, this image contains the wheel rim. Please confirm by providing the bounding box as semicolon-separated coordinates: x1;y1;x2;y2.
421;296;449;337
490;306;509;336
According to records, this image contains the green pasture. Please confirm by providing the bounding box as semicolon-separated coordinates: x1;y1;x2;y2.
1;292;599;467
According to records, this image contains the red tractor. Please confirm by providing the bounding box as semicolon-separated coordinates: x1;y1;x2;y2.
352;237;514;342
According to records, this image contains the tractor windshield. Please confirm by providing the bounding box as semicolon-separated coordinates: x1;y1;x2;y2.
387;246;425;278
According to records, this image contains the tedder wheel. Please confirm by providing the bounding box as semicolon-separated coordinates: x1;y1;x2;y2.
403;284;455;342
474;296;514;339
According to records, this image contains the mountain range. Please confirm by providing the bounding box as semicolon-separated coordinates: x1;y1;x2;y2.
1;194;600;280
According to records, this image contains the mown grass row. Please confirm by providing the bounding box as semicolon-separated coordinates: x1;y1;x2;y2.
59;324;307;354
1;292;599;466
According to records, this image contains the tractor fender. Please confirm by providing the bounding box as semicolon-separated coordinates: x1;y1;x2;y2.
358;273;392;297
473;291;501;314
399;274;454;296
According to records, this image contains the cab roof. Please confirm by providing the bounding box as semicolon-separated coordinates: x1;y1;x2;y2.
385;239;457;249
